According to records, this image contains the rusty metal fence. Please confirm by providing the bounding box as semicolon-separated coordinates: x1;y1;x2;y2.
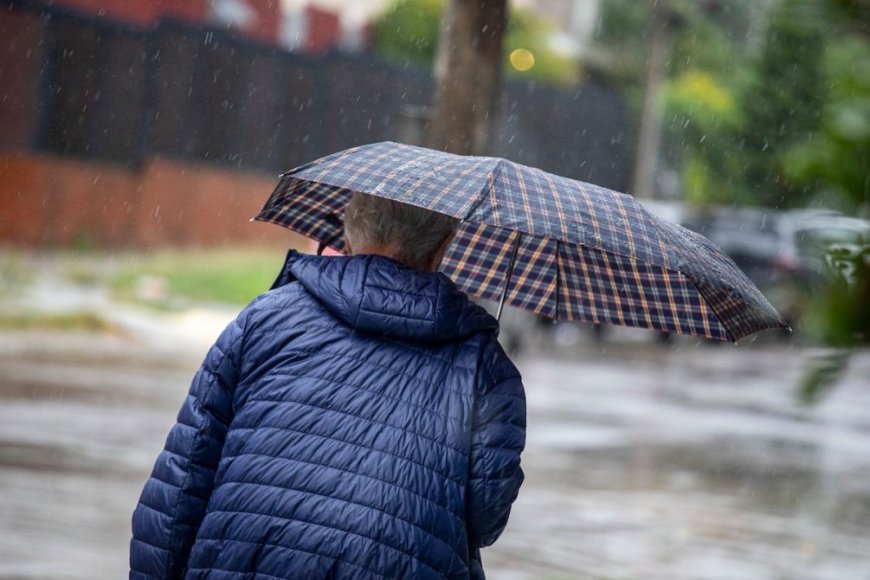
2;0;630;191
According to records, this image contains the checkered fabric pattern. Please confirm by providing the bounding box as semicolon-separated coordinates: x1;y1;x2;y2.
256;142;787;341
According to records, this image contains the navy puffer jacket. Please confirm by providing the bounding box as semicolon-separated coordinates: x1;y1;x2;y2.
130;251;526;579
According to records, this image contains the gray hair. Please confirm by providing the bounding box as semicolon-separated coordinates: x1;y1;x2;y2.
343;192;459;270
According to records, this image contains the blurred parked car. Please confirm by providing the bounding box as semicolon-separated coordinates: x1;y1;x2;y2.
687;207;869;331
787;213;870;286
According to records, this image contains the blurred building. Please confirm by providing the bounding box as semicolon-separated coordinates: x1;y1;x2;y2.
514;0;601;59
282;4;342;53
280;0;383;53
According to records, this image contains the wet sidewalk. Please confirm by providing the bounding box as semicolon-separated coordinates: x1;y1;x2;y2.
1;323;869;579
2;253;869;579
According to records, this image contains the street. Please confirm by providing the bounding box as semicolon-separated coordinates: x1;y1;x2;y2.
1;320;868;579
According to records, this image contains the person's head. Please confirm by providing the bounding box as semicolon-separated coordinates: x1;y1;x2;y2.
343;192;459;272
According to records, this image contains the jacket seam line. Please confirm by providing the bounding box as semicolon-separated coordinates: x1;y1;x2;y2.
204;508;456;578
166;421;202;573
144;473;211;499
352;258;366;328
372;333;481;367
259;292;480;369
216;479;465;559
263;367;467;421
184;564;293;580
163;325;243;574
191;538;390;579
129;568;163;580
231;424;463;485
314;348;471;396
218;451;464;521
130;535;170;553
357;306;436;323
246;395;466;455
136;501;196;526
364;283;437;300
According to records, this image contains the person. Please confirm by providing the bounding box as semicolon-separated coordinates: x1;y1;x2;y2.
129;192;526;579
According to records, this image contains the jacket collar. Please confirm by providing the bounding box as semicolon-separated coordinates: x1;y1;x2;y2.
272;250;498;342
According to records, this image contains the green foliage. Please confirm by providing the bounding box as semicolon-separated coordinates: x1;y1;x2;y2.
797;244;869;403
776;3;870;401
664;69;747;205
373;0;578;84
374;0;443;67
505;7;579;85
591;0;649;106
595;0;849;209
736;1;829;208
783;37;870;208
662;7;756;205
797;349;850;404
596;0;647;43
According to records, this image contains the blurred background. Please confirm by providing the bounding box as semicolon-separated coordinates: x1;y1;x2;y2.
0;0;868;578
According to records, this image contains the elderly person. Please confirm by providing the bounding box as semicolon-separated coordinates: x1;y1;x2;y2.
130;192;526;580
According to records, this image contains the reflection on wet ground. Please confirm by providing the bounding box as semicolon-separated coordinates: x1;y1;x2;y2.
0;331;868;579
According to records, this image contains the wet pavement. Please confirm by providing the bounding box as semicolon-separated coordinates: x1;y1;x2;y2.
0;255;868;579
497;345;870;580
1;322;869;579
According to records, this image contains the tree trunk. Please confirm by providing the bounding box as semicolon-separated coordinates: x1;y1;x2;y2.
427;0;507;155
630;0;674;199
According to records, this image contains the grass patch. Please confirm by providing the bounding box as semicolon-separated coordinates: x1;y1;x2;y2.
0;311;114;332
63;261;106;286
109;248;287;306
0;253;33;296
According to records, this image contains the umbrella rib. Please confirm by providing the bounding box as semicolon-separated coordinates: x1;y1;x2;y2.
461;158;504;221
554;239;561;320
684;276;739;343
496;232;522;322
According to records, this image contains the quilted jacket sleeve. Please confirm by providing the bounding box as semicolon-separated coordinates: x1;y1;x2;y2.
466;338;526;548
130;311;248;579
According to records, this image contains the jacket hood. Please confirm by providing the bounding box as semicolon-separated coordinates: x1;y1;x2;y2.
271;250;498;342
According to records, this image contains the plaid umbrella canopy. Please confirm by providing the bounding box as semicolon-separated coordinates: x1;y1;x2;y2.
255;141;788;342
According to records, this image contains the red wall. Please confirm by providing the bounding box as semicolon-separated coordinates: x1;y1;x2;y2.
41;0;208;26
304;5;342;54
39;0;281;44
0;152;304;248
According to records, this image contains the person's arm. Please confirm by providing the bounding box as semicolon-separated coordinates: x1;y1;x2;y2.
130;312;248;579
466;339;526;548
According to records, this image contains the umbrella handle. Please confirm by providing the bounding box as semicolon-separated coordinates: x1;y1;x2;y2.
496;232;522;322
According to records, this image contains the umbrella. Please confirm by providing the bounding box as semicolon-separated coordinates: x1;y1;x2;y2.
255;141;788;342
